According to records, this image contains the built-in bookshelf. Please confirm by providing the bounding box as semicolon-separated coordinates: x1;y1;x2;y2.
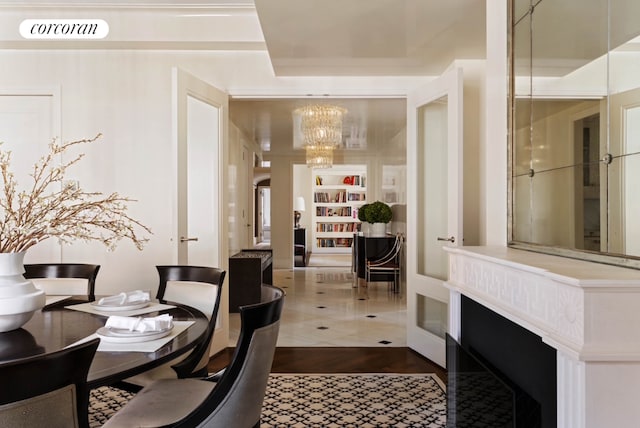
312;165;367;253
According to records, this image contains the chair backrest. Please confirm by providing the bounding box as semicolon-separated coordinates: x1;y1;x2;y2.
155;265;226;378
366;233;403;266
0;338;99;428
175;285;284;428
24;264;101;301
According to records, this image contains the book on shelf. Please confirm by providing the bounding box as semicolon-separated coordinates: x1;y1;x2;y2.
342;175;366;187
347;192;366;201
316;237;354;248
316;222;360;232
315;206;353;217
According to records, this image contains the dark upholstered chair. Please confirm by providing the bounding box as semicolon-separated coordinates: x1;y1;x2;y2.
0;338;99;428
103;285;284;428
365;233;403;293
24;263;100;302
118;266;226;390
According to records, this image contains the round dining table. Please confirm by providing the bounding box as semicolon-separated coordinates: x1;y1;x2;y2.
0;298;209;389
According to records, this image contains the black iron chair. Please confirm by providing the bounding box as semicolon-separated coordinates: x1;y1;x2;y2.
0;338;100;428
365;233;404;293
103;285;284;428
24;263;101;302
117;265;226;390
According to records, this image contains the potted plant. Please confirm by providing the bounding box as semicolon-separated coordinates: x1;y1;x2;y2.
365;201;392;237
357;203;369;235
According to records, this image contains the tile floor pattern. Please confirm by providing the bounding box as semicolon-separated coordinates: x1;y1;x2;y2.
229;263;407;347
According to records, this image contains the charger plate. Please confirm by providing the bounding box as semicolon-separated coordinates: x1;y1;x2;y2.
91;301;150;312
96;326;173;343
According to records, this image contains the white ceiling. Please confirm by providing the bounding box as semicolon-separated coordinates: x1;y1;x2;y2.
241;0;486;153
1;0;487;153
254;0;486;76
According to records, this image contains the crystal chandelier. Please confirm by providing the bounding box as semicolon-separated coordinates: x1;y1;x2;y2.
293;104;347;168
305;144;334;169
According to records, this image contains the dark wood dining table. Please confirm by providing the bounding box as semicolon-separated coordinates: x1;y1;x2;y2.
0;297;209;389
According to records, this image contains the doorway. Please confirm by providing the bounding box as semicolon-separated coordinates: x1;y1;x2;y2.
573;113;600;252
256;179;271;245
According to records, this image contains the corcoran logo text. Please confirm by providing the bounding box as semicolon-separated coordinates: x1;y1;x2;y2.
20;19;109;39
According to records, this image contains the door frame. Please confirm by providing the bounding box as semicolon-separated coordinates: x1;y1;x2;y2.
172;67;229;356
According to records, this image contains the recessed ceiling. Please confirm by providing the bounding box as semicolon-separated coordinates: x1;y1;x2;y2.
229;98;406;154
238;0;486;154
0;0;487;156
255;0;486;76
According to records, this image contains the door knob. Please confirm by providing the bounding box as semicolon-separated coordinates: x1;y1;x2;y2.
180;237;199;242
437;236;455;243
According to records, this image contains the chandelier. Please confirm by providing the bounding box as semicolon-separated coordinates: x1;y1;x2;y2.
305;144;334;169
293;104;347;168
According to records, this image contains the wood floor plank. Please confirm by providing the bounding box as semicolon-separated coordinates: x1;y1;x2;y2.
208;347;447;383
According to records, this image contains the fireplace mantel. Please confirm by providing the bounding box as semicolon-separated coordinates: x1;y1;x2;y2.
444;246;640;428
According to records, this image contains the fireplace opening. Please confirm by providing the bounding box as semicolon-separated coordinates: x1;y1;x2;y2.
447;296;557;428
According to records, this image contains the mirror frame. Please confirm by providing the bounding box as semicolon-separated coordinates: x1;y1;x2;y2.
506;0;640;270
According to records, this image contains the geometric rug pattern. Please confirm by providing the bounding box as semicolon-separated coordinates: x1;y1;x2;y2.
89;373;447;428
89;386;135;428
261;374;446;428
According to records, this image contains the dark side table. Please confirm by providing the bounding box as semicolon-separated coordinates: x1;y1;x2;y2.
229;249;273;312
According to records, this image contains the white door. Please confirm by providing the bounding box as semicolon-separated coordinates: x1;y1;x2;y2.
0;91;61;263
173;68;229;356
607;87;640;257
406;67;463;368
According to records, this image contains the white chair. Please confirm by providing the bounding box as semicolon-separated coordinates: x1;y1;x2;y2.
24;263;100;302
0;338;99;428
103;285;284;428
116;265;226;391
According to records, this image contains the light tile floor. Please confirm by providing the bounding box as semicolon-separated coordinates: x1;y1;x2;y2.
229;264;407;347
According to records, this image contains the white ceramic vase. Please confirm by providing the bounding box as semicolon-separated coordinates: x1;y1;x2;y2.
0;252;45;332
360;221;370;237
369;222;387;237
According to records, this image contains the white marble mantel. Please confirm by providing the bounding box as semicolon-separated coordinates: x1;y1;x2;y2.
444;246;640;428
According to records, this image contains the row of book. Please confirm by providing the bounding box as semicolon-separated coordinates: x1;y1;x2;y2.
316;222;361;232
314;191;366;203
316;238;353;248
314;175;365;186
315;206;353;217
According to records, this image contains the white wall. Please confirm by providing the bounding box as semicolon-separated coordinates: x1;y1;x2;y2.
293;164;313;251
0;48;435;290
484;0;509;246
0;1;512;285
457;59;486;247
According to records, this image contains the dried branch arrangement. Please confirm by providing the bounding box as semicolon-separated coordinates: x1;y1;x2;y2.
0;134;152;253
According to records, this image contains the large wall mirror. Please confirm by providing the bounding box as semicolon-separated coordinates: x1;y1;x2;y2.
509;0;640;268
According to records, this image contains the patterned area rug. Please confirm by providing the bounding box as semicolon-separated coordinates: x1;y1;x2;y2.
89;373;447;428
89;386;135;427
262;374;446;427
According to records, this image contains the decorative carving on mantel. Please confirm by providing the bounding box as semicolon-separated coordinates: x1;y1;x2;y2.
445;246;640;360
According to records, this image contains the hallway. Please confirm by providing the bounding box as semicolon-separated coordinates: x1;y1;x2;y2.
229;262;406;347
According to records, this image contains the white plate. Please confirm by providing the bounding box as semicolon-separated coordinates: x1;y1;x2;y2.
96;326;173;343
91;301;150;312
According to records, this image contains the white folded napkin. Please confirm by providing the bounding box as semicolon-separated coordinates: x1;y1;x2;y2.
98;290;150;306
105;314;173;333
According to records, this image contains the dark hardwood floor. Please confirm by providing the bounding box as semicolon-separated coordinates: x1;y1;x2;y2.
208;347;447;383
